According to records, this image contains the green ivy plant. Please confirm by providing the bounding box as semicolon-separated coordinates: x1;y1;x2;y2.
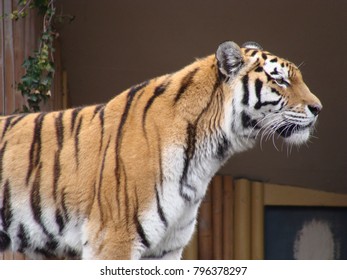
10;0;57;112
3;0;73;113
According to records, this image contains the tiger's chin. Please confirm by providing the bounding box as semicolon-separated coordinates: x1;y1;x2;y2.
283;130;311;145
276;124;313;145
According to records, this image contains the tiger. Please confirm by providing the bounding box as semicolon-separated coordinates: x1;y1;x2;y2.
0;41;322;260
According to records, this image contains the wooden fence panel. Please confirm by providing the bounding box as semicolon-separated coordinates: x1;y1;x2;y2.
13;1;25;111
0;0;63;116
3;0;15;114
0;0;5;114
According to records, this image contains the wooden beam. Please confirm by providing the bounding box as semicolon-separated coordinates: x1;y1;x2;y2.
264;183;347;207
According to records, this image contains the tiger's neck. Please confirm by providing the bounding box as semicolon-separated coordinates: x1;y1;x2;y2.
160;57;256;204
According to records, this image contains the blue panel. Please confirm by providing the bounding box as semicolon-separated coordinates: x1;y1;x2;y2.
265;206;347;260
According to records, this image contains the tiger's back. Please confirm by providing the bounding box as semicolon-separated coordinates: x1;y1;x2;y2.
0;41;322;259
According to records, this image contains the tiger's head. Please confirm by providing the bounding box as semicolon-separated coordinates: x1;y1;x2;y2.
216;41;322;146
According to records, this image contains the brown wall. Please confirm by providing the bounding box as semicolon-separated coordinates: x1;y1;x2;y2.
58;0;347;193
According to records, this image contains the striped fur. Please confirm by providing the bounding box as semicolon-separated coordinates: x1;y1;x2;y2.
0;41;321;259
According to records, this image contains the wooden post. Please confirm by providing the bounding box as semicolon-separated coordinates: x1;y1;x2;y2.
234;179;251;259
222;175;234;259
182;228;198;260
198;185;213;259
212;175;223;259
63;70;69;109
4;0;15;114
251;181;264;259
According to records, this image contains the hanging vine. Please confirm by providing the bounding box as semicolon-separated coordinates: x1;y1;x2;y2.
9;0;56;112
7;0;73;113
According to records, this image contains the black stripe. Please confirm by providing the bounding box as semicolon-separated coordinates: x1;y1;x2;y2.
254;78;263;110
251;50;258;57
133;188;150;248
26;113;45;185
257;98;282;109
97;137;111;225
66;247;79;258
1;116;15;140
54;112;63;206
0;231;11;251
155;187;168;228
142;80;170;132
99;107;105;152
270;67;278;75
279;101;285;111
255;66;263;72
92;104;104;120
179;122;197;202
70;107;83;134
270;58;278;63
17;223;30;253
216;132;231;160
96;182;104;226
35;247;55;259
115;81;149;214
9;114;27;129
136;218;150;248
1;180;12;231
46;239;58;251
157;134;164;187
174;68;199;103
271;87;281;96
0;142;7;184
61;190;69;223
55;208;65;234
254;79;282;109
33;114;45;168
262;53;268;60
255;78;263;98
53;151;61;201
55;112;64;150
264;71;272;82
241;111;259;129
74;117;83;166
30;163;51;236
241;75;250;105
182;122;196;172
121;164;130;229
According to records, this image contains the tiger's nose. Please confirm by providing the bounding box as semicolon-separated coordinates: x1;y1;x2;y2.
308;104;322;116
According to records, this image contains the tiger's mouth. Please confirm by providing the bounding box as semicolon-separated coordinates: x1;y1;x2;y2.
275;123;313;138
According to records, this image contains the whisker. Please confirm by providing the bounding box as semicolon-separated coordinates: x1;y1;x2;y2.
297;61;305;69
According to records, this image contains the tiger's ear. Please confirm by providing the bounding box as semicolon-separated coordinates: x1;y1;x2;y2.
242;41;263;50
216;41;244;80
